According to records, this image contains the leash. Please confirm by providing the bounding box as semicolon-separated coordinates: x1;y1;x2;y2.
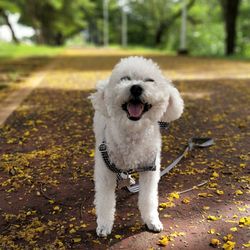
126;137;214;193
99;122;214;194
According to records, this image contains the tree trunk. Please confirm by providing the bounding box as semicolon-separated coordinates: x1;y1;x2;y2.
55;32;64;46
0;9;19;43
154;0;196;46
221;0;241;55
155;23;166;45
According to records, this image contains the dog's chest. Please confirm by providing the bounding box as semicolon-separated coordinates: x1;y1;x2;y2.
108;134;160;170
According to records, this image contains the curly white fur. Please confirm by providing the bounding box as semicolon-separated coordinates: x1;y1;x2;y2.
89;56;184;237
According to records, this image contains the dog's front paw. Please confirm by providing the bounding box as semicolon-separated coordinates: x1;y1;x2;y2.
96;224;112;237
146;218;163;232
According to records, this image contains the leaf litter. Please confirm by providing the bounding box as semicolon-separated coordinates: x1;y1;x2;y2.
0;49;250;249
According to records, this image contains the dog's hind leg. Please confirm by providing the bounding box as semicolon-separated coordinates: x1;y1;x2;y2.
94;156;117;237
138;166;163;232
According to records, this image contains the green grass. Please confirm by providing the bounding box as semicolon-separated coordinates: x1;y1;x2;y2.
1;41;249;61
0;42;63;59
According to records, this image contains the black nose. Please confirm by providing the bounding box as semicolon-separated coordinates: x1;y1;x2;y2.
130;85;143;97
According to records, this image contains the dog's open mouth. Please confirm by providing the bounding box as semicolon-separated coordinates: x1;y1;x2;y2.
122;99;152;121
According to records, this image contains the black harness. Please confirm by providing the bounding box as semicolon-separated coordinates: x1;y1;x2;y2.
98;122;170;188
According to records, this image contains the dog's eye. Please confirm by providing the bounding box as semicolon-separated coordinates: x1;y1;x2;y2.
120;76;131;81
144;78;155;82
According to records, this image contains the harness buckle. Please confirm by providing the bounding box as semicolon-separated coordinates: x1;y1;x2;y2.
117;173;136;189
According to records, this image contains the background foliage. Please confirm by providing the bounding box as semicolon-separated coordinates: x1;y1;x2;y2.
0;0;249;57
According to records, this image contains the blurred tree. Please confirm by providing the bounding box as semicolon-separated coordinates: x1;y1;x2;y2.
0;0;249;57
128;0;172;46
237;0;250;55
85;0;120;45
128;0;195;47
185;0;224;56
84;0;102;45
155;0;195;45
220;0;241;55
0;1;20;43
14;0;94;45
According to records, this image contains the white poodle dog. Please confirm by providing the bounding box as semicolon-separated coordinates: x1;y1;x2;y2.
89;56;184;237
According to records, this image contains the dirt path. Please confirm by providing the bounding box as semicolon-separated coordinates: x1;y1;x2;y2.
0;49;249;249
0;57;52;105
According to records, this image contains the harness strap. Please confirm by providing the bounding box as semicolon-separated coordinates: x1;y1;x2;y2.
99;142;121;173
126;137;214;193
99;121;169;176
99;141;156;174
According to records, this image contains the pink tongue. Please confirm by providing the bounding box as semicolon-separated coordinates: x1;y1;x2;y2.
127;103;144;118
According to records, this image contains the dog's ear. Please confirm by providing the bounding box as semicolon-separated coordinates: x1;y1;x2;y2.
161;85;184;122
88;80;109;117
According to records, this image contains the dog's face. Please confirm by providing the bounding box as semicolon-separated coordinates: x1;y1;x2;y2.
90;57;184;128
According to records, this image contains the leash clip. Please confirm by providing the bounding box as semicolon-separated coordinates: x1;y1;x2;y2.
117;172;135;189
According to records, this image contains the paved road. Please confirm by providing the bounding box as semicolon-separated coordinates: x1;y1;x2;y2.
0;49;249;249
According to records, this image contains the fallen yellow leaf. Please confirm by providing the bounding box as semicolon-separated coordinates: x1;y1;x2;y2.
80;223;88;228
73;238;81;243
235;190;243;195
240;163;246;168
159;202;175;208
243;241;250;247
207;215;222;221
53;206;60;211
48;221;53;226
222;241;236;250
230;227;237;232
69;228;76;234
163;214;172;218
203;206;210;210
208;228;216;234
115;234;123;239
209;182;218;188
89;149;95;157
198;192;213;198
223;234;233;242
169;192;180;199
212;171;219;178
182;197;190;204
92;239;101;244
238;207;246;212
210;238;220;247
158;235;169;246
170;231;185;238
216;190;224;195
239;217;250;226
